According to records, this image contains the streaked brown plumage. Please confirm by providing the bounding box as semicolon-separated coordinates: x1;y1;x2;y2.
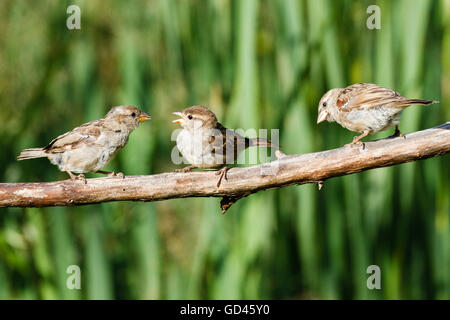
172;105;276;187
317;83;439;145
18;105;151;182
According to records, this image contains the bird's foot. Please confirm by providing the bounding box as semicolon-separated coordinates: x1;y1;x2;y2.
78;174;87;184
346;131;370;150
109;171;125;179
215;167;229;188
346;137;366;150
174;166;196;173
74;174;87;184
96;170;125;179
390;127;406;139
66;170;87;184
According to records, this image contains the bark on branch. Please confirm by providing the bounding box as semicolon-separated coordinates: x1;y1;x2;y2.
1;122;449;213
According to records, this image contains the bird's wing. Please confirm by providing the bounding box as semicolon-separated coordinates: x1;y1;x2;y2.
210;123;249;159
43;119;104;153
337;83;402;111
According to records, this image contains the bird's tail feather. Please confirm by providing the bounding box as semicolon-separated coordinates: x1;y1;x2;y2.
249;137;278;148
402;99;439;106
17;148;47;161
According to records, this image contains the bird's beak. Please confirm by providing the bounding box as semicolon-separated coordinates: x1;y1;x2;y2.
138;112;152;122
317;110;328;124
172;111;185;125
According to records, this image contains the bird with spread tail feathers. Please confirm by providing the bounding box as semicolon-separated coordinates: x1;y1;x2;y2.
17;105;151;182
172;105;276;187
317;83;439;145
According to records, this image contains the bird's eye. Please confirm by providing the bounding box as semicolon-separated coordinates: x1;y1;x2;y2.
322;102;327;107
188;115;193;120
131;112;136;117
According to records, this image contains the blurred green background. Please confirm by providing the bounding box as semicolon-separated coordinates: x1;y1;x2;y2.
0;0;449;299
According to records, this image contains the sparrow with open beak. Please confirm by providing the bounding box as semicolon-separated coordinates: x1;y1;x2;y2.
172;105;275;187
18;105;151;182
317;83;439;145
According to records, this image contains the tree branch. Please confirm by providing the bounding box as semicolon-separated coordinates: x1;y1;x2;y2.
1;122;449;212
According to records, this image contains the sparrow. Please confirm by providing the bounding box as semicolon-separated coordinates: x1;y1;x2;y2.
317;83;439;145
172;105;275;187
17;105;151;182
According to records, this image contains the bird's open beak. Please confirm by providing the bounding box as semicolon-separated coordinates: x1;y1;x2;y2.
138;112;152;122
317;110;328;124
172;111;185;125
